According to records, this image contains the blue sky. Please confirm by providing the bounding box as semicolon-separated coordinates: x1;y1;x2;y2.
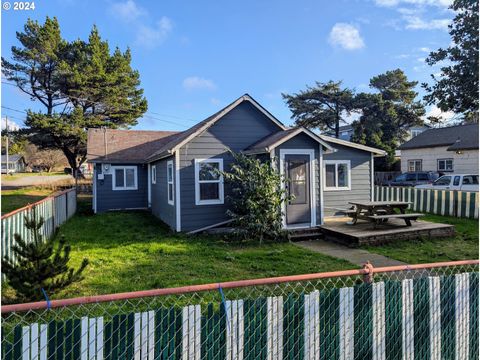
1;0;455;131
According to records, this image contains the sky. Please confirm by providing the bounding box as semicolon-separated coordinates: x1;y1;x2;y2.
1;0;456;132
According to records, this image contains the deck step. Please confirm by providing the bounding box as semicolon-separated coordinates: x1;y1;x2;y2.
288;229;324;241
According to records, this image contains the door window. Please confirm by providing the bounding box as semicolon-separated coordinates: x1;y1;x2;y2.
288;160;307;204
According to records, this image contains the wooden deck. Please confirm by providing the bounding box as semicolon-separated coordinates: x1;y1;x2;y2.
319;217;455;246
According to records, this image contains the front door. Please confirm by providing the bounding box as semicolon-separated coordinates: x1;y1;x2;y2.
284;154;311;226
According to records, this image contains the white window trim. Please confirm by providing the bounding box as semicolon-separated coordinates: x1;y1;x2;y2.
112;166;138;191
194;158;224;205
437;158;453;172
323;160;351;191
151;165;157;184
407;159;422;172
167;160;174;205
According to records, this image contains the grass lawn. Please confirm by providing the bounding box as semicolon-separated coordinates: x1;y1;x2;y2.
1;171;64;181
1;188;53;214
362;213;479;264
49;198;354;299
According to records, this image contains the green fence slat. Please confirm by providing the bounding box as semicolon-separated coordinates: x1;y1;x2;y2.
125;313;134;360
104;321;112;360
47;321;56;360
118;314;127;359
413;277;430;359
385;281;402;360
441;276;456;360
12;325;22;360
469;272;479;359
320;288;339;360
55;321;64;360
111;315;120;359
460;192;467;218
72;319;81;360
354;283;372;360
64;319;73;360
4;342;13;360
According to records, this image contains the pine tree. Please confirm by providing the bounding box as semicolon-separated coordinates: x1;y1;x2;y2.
2;214;88;303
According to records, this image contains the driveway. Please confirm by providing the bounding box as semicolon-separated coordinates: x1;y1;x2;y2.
2;174;71;190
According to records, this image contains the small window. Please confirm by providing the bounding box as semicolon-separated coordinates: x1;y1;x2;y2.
463;175;478;185
324;161;351;191
195;159;224;205
437;159;453;172
151;165;156;184
406;173;417;181
410;129;422;137
417;173;429;181
453;176;461;186
112;166;138;191
433;176;451;186
167;161;174;205
407;160;422;172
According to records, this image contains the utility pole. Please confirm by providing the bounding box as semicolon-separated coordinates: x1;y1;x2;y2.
5;116;9;176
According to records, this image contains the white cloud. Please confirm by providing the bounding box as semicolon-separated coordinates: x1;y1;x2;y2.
328;23;365;50
136;17;173;48
419;47;431;52
424;105;455;123
210;98;221;105
1;118;21;131
183;77;216;91
403;16;450;30
109;0;146;23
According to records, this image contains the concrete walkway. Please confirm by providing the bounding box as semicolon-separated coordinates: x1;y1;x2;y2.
295;239;407;267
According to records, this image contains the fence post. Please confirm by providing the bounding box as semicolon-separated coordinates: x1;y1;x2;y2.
362;261;374;284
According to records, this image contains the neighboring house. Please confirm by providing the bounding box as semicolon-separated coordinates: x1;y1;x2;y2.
326;124;430;143
398;123;479;174
87;94;385;233
1;154;26;173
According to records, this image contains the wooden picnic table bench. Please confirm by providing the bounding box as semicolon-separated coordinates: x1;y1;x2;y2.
346;201;419;228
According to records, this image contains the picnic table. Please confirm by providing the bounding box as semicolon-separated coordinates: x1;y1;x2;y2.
345;201;423;228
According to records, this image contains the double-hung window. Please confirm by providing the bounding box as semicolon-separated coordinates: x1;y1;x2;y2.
437;158;453;172
112;166;137;190
407;159;422;172
151;165;157;184
195;159;224;205
167;161;174;205
324;160;351;191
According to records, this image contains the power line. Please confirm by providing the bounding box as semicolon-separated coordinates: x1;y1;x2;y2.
1;80;198;126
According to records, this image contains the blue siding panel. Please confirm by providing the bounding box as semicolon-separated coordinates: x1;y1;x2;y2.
151;157;176;229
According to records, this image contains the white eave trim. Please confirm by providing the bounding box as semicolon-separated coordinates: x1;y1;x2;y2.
319;134;386;156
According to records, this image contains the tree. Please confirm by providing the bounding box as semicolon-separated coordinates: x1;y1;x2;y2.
24;143;67;172
2;215;88;302
2;17;148;177
282;81;355;137
422;0;479;122
221;152;290;243
351;69;425;167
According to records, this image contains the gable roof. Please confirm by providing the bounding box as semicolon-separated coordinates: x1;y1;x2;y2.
244;127;335;154
1;154;24;163
319;135;387;156
399;123;479;151
87;129;180;163
146;94;286;161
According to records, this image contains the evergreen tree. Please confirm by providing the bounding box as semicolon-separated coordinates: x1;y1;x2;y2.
2;215;88;302
422;0;479;122
351;69;425;167
282;81;356;138
2;17;148;177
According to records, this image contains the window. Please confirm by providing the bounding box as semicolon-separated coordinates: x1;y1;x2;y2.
324;160;351;191
410;129;422;138
151;165;156;184
167;161;174;205
112;166;137;190
437;159;453;172
462;175;478;185
433;176;451;186
417;173;429;181
195;159;224;205
407;160;422;172
453;176;461;186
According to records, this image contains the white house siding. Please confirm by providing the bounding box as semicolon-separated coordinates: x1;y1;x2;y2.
400;146;479;174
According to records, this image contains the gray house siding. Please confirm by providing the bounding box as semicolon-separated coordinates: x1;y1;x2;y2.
95;163;149;212
322;144;372;216
178;101;283;232
274;133;322;225
150;157;176;229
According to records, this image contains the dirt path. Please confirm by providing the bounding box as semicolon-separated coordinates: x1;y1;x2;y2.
2;175;71;189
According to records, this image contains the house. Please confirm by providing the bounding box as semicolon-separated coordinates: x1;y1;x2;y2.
1;154;26;174
326;124;430;143
87;94;385;233
398;123;479;174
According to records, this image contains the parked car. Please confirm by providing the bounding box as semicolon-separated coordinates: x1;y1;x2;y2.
383;171;439;187
416;174;479;192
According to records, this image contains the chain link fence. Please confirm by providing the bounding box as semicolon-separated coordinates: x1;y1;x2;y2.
2;260;478;359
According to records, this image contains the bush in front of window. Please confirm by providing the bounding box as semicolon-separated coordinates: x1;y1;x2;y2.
221;151;291;243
